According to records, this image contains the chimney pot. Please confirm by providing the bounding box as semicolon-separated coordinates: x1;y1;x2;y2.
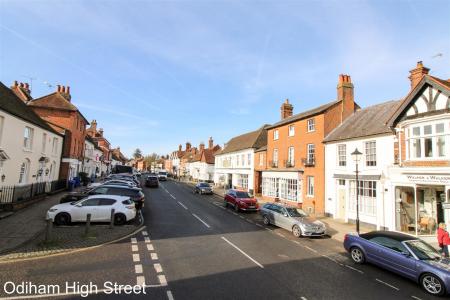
13;80;18;87
208;137;214;149
280;98;294;120
57;85;61;93
409;61;429;89
66;86;70;94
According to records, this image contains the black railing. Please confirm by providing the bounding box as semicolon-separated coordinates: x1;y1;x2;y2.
284;160;295;168
0;179;67;204
301;157;315;167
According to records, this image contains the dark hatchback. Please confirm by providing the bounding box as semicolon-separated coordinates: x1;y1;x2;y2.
145;175;159;188
344;231;450;296
61;185;145;209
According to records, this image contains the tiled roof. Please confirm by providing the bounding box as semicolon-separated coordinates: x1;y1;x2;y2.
324;100;402;143
217;125;270;155
267;100;339;129
0;82;62;136
28;92;89;124
255;145;267;152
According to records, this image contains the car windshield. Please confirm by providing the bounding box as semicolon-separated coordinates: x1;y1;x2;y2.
199;183;210;187
285;207;308;217
235;191;251;198
159;172;167;175
405;240;441;260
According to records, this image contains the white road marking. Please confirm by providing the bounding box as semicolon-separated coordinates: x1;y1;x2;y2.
293;240;301;245
219;206;226;210
135;264;143;274
170;194;176;199
300;297;308;300
142;231;148;236
132;253;140;262
256;223;263;228
131;237;137;244
233;212;238;216
151;252;158;260
167;291;175;300
131;245;138;252
304;246;318;253
239;215;245;219
375;278;399;291
411;296;423;300
165;190;169;193
144;236;151;243
154;263;163;273
345;264;364;274
147;244;154;251
177;201;188;210
246;219;255;224
192;213;211;228
265;228;273;231
158;275;168;286
221;236;264;269
136;276;145;286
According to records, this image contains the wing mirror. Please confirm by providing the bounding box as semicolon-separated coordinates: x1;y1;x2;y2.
283;213;288;217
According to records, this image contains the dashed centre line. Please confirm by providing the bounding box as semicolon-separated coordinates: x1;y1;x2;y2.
132;253;140;262
158;275;168;286
375;278;399;291
304;246;318;253
144;237;151;243
192;213;211;228
147;244;155;251
135;264;143;274
151;253;158;260
177;201;188;210
154;263;163;273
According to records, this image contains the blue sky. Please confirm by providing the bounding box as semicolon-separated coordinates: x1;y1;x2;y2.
1;0;449;157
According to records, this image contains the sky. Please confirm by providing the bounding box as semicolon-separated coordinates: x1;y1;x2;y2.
1;0;449;158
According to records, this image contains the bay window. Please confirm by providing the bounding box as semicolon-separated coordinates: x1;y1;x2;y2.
407;121;449;159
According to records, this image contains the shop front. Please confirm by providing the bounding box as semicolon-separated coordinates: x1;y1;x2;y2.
391;171;450;241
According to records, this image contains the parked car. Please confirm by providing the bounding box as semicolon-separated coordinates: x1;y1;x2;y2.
107;174;140;187
224;189;259;212
60;193;87;204
344;231;450;296
194;182;213;195
61;185;145;209
89;179;137;188
260;203;326;237
48;195;136;226
158;171;168;181
145;175;159;188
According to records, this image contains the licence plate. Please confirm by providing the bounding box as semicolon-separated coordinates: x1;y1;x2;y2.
248;206;255;208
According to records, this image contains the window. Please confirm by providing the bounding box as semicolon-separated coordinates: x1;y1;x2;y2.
236;155;240;166
18;159;30;184
288;125;295;137
407;122;448;159
262;177;298;202
42;133;47;153
349;180;377;216
338;179;345;186
273;129;279;140
247;154;251;166
259;153;264;166
307;119;315;132
287;146;295;166
307;176;314;196
241;154;245;166
307;144;315;164
52;138;58;155
237;174;248;190
365;141;376;166
370;237;408;253
338;144;346;166
272;148;278;167
23;127;34;150
82;198;101;206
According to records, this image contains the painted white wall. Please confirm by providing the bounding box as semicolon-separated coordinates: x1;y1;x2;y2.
325;134;395;230
214;148;255;191
0;109;63;186
190;161;214;181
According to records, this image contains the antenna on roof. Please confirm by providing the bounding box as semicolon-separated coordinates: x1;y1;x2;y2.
21;75;36;93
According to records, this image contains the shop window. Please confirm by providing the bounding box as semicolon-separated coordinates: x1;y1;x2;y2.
349;180;376;216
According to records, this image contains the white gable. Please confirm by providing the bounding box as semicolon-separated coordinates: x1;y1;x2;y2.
406;86;450;116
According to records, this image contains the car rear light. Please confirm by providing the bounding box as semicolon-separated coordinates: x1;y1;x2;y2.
126;205;135;209
344;234;348;241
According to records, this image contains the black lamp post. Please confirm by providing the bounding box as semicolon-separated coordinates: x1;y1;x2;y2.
351;148;363;234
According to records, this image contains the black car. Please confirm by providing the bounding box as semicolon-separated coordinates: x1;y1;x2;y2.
193;182;213;194
61;185;145;209
145;175;159;188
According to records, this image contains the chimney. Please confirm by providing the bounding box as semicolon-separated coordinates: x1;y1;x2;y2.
178;144;182;152
90;119;97;133
280;99;293;120
337;74;355;122
199;142;205;152
57;85;61;93
57;84;72;102
208;137;213;149
186;142;191;151
11;81;31;102
409;61;429;89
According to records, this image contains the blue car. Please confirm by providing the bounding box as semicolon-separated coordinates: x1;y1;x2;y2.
344;231;450;296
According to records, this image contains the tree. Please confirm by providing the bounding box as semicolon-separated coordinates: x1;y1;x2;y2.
133;148;143;159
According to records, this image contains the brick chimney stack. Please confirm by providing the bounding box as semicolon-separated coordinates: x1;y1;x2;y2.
280;99;293;120
57;84;72;102
90;120;97;133
11;81;32;102
186;142;191;151
199;143;205;152
178;144;182;152
99;128;104;136
409;61;429;89
208;137;214;149
337;74;355;122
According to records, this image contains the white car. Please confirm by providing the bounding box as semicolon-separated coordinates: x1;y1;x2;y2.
88;179;137;188
47;195;136;225
158;171;168;181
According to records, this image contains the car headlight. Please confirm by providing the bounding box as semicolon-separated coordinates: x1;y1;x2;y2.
48;208;58;212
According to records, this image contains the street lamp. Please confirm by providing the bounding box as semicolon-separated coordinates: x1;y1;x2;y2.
351;148;363;234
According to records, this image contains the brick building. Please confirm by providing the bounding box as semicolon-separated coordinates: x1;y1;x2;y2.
261;75;357;216
27;85;89;180
86;120;112;175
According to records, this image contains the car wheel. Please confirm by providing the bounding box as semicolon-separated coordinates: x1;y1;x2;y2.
114;213;127;225
421;273;446;296
263;215;270;225
350;247;365;264
55;213;71;226
234;203;239;212
292;225;302;238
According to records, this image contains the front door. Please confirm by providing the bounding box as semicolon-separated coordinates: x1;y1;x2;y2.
337;185;346;219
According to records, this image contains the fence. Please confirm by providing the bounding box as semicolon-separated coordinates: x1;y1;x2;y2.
0;179;67;204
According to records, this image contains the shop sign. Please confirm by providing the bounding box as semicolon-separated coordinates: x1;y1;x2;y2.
406;174;450;185
442;203;450;209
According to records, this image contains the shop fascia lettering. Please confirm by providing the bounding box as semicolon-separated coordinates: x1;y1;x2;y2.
406;174;450;184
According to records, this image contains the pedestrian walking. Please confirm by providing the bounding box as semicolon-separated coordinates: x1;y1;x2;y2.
437;223;449;257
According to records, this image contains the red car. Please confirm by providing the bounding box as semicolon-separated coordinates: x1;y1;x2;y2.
224;189;259;212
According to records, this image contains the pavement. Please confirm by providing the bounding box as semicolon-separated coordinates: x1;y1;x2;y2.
0;179;437;299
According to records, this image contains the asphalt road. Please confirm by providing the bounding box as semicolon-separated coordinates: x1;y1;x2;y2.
0;179;438;300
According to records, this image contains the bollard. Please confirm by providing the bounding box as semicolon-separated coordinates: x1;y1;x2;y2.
45;218;53;242
85;213;91;236
109;208;115;229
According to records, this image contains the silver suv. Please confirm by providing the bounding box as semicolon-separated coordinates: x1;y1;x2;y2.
260;203;326;237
